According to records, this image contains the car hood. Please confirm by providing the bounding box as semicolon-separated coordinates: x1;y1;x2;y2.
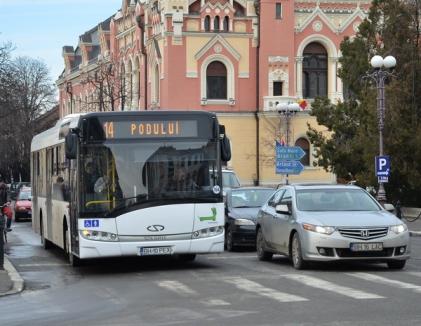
297;210;401;227
230;207;260;221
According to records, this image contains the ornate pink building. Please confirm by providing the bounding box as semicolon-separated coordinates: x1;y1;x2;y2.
57;0;370;185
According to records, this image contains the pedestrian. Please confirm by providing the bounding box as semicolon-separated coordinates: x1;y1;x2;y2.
0;177;11;231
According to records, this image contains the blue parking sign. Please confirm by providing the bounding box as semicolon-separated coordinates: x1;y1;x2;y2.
375;156;390;177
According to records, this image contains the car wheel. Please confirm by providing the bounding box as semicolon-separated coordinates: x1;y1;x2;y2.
291;232;307;270
226;227;235;252
387;260;406;270
65;228;81;267
178;254;196;262
256;228;272;261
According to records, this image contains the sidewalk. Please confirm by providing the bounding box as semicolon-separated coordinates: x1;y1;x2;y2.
0;256;24;297
403;207;421;237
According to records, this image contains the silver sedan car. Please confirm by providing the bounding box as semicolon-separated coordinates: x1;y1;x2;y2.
256;184;410;269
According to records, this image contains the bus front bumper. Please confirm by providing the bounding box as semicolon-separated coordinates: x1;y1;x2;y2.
78;233;224;259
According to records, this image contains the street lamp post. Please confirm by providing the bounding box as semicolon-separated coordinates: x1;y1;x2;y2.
276;102;300;185
365;55;396;204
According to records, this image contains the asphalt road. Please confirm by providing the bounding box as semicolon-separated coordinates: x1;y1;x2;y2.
1;221;421;326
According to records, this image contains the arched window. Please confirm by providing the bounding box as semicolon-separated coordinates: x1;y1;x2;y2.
204;15;210;32
223;16;229;32
206;61;227;99
214;16;220;32
302;42;327;98
295;138;310;166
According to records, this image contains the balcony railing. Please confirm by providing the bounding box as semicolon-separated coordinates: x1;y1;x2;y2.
263;96;313;112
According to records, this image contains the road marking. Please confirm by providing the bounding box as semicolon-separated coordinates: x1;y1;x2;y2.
19;263;67;267
200;299;231;306
407;272;421;278
206;255;256;260
281;274;384;299
157;280;198;296
348;272;421;293
224;277;308;302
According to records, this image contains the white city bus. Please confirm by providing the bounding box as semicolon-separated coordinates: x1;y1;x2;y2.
31;111;231;266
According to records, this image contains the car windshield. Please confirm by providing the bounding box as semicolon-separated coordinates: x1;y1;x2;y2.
80;140;221;215
222;172;240;188
230;189;274;208
296;188;381;211
18;191;31;200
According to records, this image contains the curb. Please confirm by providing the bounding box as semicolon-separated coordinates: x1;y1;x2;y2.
0;256;24;297
410;231;421;237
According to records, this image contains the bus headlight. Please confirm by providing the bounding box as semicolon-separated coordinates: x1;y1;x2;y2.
192;226;224;239
80;230;119;242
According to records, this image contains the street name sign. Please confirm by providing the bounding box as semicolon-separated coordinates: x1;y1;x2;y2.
275;143;306;161
375;155;390;177
276;160;304;175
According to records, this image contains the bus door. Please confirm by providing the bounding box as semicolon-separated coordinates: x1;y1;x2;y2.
45;148;53;240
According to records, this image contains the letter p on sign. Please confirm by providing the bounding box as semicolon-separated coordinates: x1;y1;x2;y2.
375;155;390;177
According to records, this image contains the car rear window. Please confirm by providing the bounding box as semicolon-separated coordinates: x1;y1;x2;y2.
18;191;32;200
296;188;381;211
222;172;240;188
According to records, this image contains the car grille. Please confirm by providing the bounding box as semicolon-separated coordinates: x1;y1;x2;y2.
336;248;394;258
337;227;389;240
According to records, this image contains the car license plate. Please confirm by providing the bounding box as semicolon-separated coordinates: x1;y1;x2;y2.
350;242;383;252
139;246;172;256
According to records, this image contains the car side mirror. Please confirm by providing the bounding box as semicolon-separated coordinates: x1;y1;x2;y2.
275;204;290;215
383;203;395;213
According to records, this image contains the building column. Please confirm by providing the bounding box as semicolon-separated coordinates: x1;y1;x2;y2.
295;56;303;99
328;57;338;101
132;69;139;109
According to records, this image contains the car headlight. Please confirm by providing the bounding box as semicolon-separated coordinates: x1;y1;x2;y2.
390;224;408;234
80;230;119;242
234;218;255;226
303;223;335;235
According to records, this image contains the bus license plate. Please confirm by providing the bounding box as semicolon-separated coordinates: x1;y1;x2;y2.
139;246;172;256
350;242;383;252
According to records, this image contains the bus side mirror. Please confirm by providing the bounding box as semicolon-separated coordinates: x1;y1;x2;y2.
219;125;231;162
65;132;78;159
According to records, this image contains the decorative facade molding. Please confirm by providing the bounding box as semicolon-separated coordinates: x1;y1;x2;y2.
195;34;241;61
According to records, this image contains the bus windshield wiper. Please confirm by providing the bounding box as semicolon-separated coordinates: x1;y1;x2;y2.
106;194;148;216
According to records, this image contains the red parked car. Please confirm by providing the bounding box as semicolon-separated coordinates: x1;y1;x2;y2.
14;187;32;221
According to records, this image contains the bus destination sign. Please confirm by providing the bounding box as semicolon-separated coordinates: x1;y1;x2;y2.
101;120;198;139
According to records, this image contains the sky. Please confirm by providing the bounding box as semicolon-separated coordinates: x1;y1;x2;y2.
0;0;122;83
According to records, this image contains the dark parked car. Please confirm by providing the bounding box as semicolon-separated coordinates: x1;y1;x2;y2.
14;187;32;221
9;182;30;200
225;187;275;251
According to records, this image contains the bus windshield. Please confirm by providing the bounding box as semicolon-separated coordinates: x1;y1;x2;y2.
80;140;221;216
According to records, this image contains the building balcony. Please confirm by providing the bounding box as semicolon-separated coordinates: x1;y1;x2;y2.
263;96;313;112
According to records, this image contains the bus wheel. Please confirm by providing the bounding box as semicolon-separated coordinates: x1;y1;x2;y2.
40;218;52;250
178;254;196;262
64;227;81;267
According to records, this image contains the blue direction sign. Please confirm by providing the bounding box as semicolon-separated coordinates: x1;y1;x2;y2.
276;160;304;175
375;155;390;177
275;142;306;161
